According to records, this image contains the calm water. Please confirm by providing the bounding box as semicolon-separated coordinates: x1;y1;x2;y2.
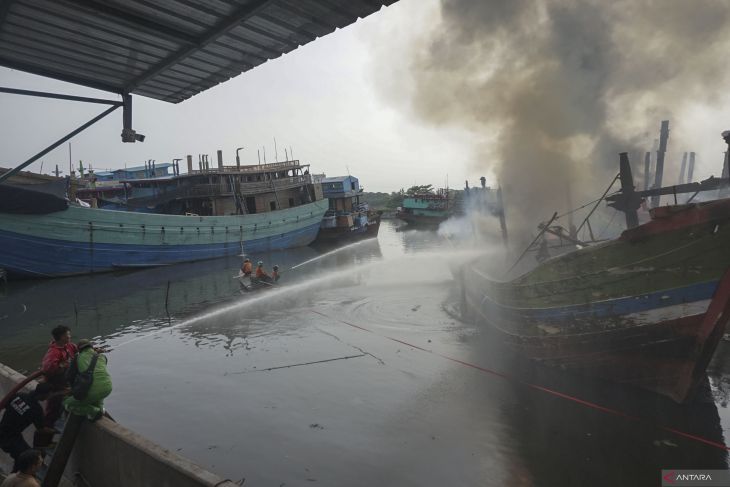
1;221;729;486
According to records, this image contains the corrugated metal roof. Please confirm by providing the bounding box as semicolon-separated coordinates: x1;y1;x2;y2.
0;0;397;103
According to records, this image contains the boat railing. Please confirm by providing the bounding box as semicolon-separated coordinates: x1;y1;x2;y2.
121;175;312;203
187;160;304;175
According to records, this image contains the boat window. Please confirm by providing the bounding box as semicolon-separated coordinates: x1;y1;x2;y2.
289;198;295;207
270;201;277;211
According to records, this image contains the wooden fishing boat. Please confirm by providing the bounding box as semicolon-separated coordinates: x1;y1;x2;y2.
396;189;452;228
314;175;381;246
461;198;730;402
0;160;329;278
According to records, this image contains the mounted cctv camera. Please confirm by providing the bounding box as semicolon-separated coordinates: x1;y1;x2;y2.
121;128;145;143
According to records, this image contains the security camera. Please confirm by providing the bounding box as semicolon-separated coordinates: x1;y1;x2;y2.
121;128;146;143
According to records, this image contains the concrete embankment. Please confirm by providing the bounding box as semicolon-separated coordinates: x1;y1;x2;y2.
0;363;240;487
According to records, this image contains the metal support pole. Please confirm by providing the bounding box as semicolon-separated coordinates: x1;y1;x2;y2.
0;105;120;184
618;152;639;228
721;131;730;198
651;120;670;208
688;152;696;183
679;152;687;184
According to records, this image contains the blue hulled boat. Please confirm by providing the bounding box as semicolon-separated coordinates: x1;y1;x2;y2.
0;160;328;278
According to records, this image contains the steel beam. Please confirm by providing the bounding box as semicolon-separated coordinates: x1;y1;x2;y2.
0;87;122;105
0;55;122;95
0;105;120;184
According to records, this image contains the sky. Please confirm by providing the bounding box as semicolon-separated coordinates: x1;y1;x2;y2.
1;0;730;201
0;0;473;194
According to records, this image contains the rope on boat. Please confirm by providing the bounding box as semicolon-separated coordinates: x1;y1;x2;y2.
310;309;730;453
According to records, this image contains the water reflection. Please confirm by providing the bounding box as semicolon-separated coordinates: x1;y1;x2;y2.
466;332;728;486
0;239;387;370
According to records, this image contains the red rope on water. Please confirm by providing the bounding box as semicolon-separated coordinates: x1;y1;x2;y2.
310;309;730;452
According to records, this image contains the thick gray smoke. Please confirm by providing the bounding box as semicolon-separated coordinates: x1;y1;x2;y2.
389;0;730;238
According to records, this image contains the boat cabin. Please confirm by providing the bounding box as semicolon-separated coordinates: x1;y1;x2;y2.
80;159;323;216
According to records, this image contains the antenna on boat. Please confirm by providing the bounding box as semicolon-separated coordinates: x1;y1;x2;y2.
263;146;267;164
290;146;294;160
68;143;73;178
274;137;278;162
257;149;261;165
285;148;289;161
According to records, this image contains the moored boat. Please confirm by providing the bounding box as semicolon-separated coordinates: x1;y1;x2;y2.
461;198;730;402
314;175;380;246
0;159;329;278
396;189;452;227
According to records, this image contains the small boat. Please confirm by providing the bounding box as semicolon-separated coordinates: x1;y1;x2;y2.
314;175;380;246
396;188;452;228
238;275;279;292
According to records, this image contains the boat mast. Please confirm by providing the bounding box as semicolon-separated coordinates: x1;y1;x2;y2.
722;131;730;198
650;120;670;208
607;153;641;229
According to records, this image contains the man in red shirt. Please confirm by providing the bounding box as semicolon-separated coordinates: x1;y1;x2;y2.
40;326;77;427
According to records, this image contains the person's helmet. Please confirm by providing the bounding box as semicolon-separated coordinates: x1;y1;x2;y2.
244;258;250;262
273;265;279;270
257;261;263;266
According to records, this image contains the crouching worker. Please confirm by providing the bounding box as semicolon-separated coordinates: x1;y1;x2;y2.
241;258;253;277
64;339;112;422
0;449;43;487
0;383;54;473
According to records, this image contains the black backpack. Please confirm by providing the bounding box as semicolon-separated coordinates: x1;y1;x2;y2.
67;353;99;400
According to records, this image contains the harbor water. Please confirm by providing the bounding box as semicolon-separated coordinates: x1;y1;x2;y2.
1;221;729;486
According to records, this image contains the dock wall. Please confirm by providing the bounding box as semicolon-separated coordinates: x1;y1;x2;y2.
0;363;238;487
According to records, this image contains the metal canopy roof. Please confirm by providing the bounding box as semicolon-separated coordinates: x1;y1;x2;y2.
0;0;396;103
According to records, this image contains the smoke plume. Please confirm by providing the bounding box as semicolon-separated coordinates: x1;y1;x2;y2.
383;0;730;239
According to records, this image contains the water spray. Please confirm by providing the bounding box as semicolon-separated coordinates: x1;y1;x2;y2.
110;247;485;350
